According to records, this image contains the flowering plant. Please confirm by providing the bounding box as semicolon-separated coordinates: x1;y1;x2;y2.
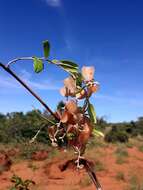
0;40;103;190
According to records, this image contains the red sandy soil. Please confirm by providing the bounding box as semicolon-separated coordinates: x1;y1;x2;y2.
0;145;143;190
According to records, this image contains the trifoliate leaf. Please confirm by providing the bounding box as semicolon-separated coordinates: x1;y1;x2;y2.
33;57;43;73
43;40;50;58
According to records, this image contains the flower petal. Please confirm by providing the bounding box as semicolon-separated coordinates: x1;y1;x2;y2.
82;66;95;81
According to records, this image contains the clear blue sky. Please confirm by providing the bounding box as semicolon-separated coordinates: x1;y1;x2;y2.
0;0;143;122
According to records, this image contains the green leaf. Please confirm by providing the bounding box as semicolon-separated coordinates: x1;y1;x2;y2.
51;60;79;75
33;57;43;73
58;60;78;74
88;103;96;124
60;60;78;69
75;73;83;87
59;64;78;74
92;128;104;137
43;40;50;58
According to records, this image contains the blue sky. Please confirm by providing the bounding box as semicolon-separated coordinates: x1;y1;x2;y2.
0;0;143;122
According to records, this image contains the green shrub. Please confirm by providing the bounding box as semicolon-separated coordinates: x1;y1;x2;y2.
128;175;143;190
10;174;35;190
115;147;128;157
138;145;143;152
95;160;106;171
115;171;125;181
125;142;133;148
116;157;127;164
105;126;128;143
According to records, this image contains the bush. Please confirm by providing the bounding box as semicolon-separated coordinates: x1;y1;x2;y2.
105;126;128;143
115;171;125;181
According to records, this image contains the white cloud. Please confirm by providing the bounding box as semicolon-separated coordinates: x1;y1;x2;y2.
44;0;61;7
0;75;18;89
0;70;60;92
21;69;31;80
25;79;60;90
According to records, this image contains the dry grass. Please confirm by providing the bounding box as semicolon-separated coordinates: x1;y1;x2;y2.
115;171;125;181
79;175;92;187
115;146;129;165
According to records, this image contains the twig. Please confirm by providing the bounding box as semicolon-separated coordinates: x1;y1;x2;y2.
29;124;45;144
31;105;57;125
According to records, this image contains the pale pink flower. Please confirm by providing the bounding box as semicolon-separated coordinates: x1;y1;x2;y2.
60;87;67;97
81;66;95;81
60;76;76;97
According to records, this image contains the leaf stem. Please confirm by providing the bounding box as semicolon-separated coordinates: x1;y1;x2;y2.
6;56;55;68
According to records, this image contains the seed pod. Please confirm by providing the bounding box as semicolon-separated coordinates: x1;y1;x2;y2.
78;118;93;145
60;111;70;123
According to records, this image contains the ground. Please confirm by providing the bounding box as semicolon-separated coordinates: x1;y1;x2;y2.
0;139;143;190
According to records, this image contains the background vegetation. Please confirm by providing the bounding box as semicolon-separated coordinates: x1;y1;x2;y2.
0;105;143;145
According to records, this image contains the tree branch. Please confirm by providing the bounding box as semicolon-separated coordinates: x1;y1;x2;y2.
0;62;59;121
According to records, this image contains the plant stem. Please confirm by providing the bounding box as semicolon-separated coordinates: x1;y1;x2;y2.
6;57;54;68
0;62;59;120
